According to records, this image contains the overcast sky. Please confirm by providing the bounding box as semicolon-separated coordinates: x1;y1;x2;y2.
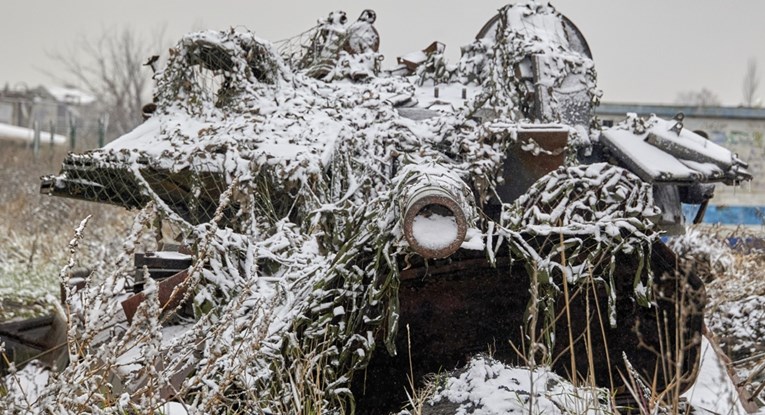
2;1;764;106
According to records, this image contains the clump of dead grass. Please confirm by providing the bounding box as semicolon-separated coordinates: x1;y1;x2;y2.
669;224;765;405
0;143;135;320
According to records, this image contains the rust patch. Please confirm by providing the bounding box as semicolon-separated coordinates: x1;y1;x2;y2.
121;270;190;324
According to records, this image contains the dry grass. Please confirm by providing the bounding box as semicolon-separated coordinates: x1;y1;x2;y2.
403;230;726;415
682;225;765;405
0;142;135;320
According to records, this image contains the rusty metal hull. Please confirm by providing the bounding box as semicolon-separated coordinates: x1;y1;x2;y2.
0;313;68;375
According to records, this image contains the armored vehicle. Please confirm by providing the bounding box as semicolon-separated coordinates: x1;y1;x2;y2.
39;2;750;413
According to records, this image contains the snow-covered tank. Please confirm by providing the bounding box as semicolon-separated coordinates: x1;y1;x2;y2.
39;3;750;414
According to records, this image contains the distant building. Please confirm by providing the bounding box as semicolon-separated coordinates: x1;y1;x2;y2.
598;103;765;206
0;84;95;134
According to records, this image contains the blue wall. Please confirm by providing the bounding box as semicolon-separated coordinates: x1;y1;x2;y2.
682;204;765;226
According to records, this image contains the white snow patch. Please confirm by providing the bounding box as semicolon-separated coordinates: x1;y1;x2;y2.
2;361;50;406
601;126;699;182
115;323;195;377
427;355;609;415
255;143;307;161
0;122;67;145
412;212;458;250
461;227;484;250
104;116;164;151
150;251;193;260
682;336;748;415
162;401;189;415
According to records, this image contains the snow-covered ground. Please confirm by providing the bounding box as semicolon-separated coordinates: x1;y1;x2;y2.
683;337;749;415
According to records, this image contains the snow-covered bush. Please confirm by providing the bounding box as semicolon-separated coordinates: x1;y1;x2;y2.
409;355;612;415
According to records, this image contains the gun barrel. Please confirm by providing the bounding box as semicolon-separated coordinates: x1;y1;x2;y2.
402;185;468;259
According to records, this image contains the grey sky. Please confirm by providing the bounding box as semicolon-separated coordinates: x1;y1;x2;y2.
2;1;764;106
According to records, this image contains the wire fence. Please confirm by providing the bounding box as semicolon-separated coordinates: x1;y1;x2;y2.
0;82;134;160
0;97;115;158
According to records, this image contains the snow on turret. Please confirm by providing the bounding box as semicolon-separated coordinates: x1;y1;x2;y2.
345;9;379;54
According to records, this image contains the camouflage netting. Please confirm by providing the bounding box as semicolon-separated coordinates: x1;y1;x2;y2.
277;10;382;81
457;3;600;132
501;163;661;332
24;5;667;414
34;29;523;413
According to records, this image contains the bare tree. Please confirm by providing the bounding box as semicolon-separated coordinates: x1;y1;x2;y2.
743;58;760;107
675;88;721;107
47;26;164;137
